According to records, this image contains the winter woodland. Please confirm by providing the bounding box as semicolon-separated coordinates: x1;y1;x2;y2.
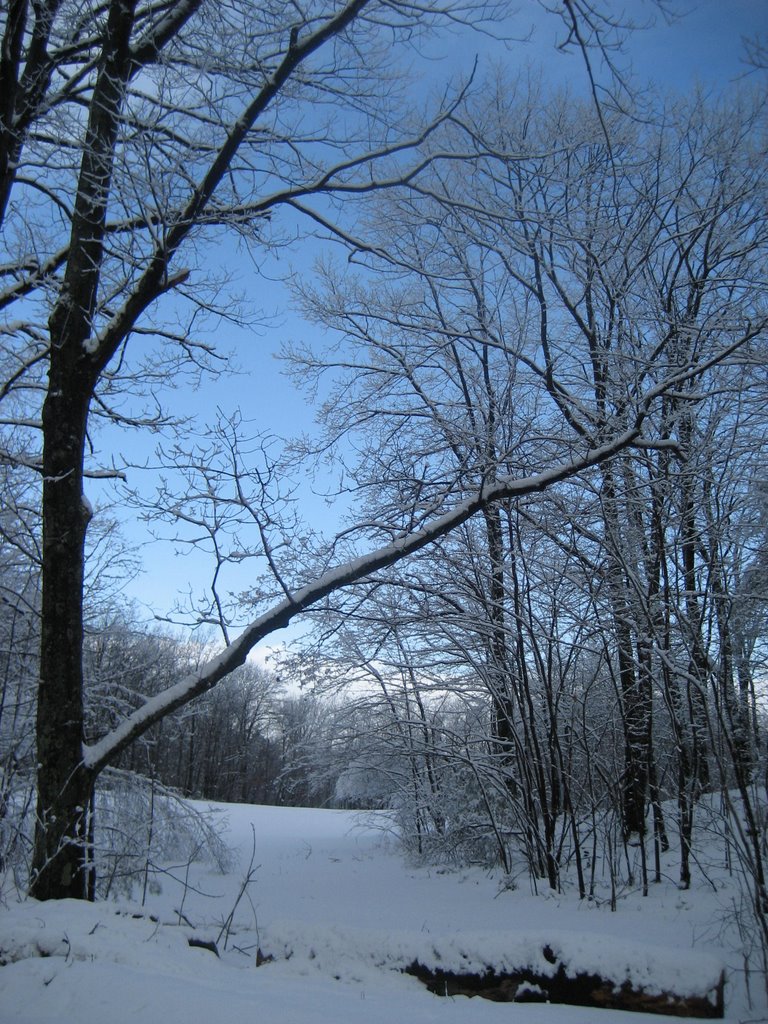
1;1;768;1019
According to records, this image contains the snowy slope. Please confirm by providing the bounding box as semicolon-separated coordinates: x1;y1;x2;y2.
0;802;761;1023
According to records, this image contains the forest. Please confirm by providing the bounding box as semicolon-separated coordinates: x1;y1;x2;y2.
1;0;768;1003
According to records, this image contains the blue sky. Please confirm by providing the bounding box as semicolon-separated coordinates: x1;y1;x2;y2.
627;0;767;89
421;0;767;92
101;0;768;637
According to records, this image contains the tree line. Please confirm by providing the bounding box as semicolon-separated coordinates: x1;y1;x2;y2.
283;79;768;958
0;600;339;821
0;5;766;981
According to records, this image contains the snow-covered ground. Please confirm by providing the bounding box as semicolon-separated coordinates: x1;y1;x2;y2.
0;801;764;1023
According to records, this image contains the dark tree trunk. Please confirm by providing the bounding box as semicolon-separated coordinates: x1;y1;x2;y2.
600;465;650;840
30;0;138;900
680;486;711;793
484;504;513;756
32;372;94;898
618;617;649;840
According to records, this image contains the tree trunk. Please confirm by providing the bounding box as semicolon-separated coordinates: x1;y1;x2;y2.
483;504;514;758
31;380;94;899
600;463;650;840
29;0;138;900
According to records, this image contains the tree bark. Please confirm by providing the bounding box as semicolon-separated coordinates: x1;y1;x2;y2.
30;0;138;899
600;463;650;840
32;377;94;898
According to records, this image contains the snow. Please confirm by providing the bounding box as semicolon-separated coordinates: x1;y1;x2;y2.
0;802;760;1023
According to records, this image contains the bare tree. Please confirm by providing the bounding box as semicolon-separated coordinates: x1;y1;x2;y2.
286;78;768;882
0;0;713;903
1;0;490;900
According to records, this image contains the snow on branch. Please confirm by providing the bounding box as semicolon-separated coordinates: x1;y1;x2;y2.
83;418;644;774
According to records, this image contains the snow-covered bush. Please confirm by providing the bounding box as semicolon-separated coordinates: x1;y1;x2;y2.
94;769;233;899
0;768;232;901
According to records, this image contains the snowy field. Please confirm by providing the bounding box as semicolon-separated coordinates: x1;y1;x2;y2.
0;801;764;1023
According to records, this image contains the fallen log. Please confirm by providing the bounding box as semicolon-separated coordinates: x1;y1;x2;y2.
404;946;725;1019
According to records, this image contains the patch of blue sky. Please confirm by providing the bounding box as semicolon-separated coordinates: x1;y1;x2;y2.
92;0;766;632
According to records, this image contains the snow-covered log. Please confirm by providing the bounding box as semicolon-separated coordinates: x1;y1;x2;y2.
405;942;725;1018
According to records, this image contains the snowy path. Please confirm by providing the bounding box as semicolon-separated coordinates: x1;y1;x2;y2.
0;802;756;1023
